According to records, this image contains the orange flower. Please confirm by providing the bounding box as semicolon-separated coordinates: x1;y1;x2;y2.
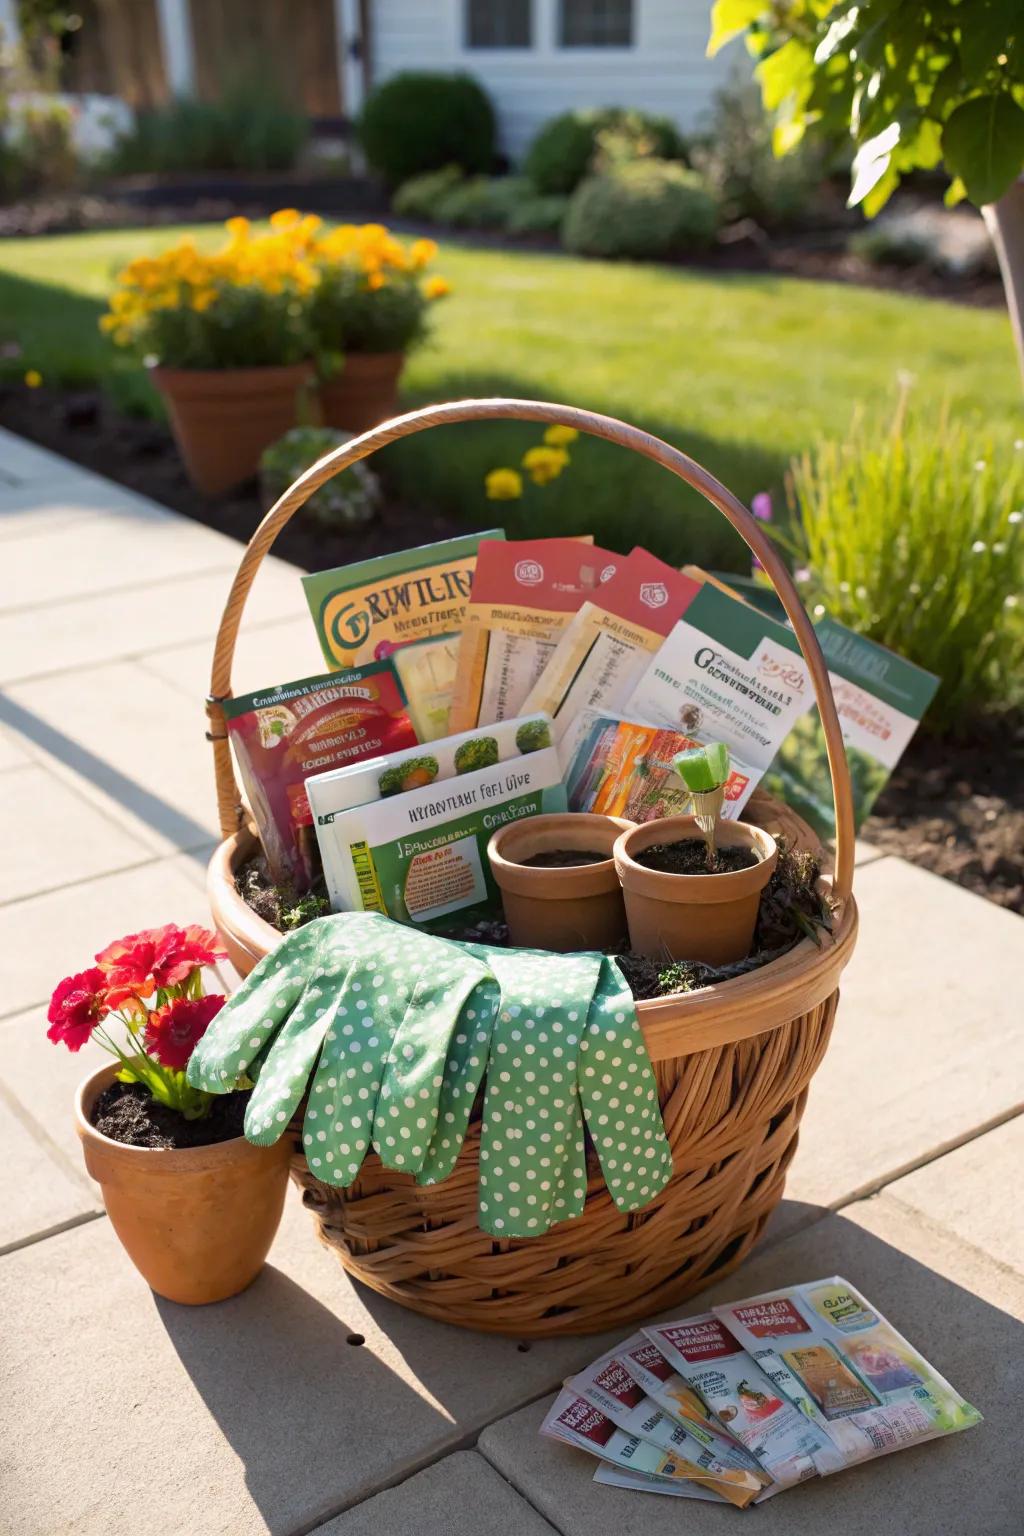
423;275;451;300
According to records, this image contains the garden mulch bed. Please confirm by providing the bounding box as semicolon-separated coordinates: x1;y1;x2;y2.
4;380;1021;914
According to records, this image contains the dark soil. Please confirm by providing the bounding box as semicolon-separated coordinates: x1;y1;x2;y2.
633;838;759;875
0;383;473;573
519;848;608;867
863;712;1024;914
237;852;330;931
92;1079;250;1149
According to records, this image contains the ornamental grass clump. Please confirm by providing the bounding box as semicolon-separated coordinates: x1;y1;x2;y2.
48;925;228;1118
778;399;1024;735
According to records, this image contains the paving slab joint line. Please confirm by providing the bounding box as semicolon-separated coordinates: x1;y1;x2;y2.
873;1187;1024;1288
0;1208;104;1260
0;1073;98;1193
0;561;240;622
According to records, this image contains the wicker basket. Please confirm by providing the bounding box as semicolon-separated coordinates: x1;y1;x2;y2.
204;398;859;1336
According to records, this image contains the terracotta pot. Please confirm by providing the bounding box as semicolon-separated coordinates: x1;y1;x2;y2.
76;1063;292;1305
614;816;778;966
150;362;315;496
487;812;634;953
319;352;405;434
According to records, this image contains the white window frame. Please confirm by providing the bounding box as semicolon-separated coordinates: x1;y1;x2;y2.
463;0;535;51
555;0;636;52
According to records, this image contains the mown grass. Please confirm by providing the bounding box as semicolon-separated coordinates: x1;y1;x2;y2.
0;224;1017;569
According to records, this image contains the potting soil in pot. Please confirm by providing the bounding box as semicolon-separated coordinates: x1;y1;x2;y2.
188;910;675;1237
92;1080;250;1149
633;839;759;876
518;848;608;867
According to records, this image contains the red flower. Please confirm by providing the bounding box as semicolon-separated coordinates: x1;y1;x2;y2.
47;968;110;1051
95;924;226;1005
144;994;225;1070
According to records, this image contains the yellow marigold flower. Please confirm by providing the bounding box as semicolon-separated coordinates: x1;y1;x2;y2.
191;287;217;312
269;208;301;230
99;313;119;333
543;425;578;447
522;445;569;485
367;271;387;291
423;275;451;300
24;369;42;388
485;468;523;500
410;237;439;269
225;216;250;241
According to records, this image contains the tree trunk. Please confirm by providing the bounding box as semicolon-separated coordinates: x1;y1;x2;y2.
983;177;1024;387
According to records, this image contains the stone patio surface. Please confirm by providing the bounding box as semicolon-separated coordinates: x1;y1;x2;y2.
1;428;1021;1535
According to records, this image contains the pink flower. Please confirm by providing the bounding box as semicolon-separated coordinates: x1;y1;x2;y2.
144;994;225;1070
151;924;227;989
751;492;773;522
95;924;226;1004
47;969;110;1051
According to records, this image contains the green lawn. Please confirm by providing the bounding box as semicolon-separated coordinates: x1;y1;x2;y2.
0;224;1018;569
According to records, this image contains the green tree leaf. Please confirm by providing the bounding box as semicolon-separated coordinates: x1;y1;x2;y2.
849;121;901;207
943;93;1024;206
707;0;766;58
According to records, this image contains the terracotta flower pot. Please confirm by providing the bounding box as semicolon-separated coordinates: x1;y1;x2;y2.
76;1063;292;1305
150;362;315;497
319;352;405;434
613;816;778;967
488;812;635;953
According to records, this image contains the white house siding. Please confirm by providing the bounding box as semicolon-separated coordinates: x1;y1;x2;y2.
369;0;747;162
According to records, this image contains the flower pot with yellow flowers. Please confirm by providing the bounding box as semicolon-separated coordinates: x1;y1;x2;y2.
101;211;320;496
308;226;450;433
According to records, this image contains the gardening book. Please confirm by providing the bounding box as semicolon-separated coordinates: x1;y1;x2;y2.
302;530;504;742
222;661;418;891
308;717;565;927
519;549;701;742
447;537;614;734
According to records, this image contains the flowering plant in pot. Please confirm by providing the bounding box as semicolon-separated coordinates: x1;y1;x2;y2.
51;922;292;1305
613;743;778;966
100;211;319;495
308;223;450;433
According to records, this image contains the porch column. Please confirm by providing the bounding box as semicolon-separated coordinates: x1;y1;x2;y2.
155;0;195;97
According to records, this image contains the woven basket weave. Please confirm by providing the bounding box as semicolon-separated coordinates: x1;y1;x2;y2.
205;398;859;1336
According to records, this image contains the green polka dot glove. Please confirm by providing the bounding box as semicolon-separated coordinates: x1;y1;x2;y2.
188;913;673;1237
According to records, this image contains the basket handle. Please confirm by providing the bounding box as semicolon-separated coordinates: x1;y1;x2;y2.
208;398;855;902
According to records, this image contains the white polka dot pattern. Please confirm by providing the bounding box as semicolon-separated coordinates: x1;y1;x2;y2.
187;913;673;1236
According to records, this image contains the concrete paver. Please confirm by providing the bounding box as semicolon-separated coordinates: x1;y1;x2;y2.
885;1115;1024;1275
0;1195;621;1536
310;1452;557;1535
0;1092;98;1252
140;614;327;701
480;1189;1024;1536
0;763;151;901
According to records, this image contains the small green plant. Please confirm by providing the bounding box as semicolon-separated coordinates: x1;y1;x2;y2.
434;175;531;229
673;741;730;868
454;736;499;774
690;78;825;231
359;72;496;187
514;719;552;753
562;160;718;259
260;427;381;529
106;72;308;174
524;107;684;195
777;396;1024;735
504;193;570;236
391;164;464;220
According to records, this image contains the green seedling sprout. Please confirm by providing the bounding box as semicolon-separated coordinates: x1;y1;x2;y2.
673;742;730;869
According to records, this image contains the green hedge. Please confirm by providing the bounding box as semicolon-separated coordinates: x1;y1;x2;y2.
524;108;685;195
359;72;495;186
562;160;718;259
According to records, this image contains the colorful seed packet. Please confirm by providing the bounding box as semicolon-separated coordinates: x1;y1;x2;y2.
564;712;758;823
302;531;504;741
447;537;616;733
715;1277;982;1467
309;723;565;927
222;662;418;891
520;549;701;742
591;1463;722;1500
644;1314;844;1486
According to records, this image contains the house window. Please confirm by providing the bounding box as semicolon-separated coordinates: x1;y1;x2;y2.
559;0;633;47
465;0;532;48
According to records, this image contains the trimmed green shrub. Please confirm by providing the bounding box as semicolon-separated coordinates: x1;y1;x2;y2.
691;80;824;231
562;160;717;259
524;107;685;195
358;72;495;187
504;193;570;235
261;427;381;529
434;176;530;229
391;164;464;220
105;74;308;174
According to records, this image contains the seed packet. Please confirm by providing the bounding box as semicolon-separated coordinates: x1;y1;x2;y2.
564;711;758;823
302;531;504;741
309;733;566;927
615;1332;738;1440
520;550;701;742
591;1464;724;1501
540;1390;759;1502
222;662;418;891
644;1314;843;1486
625;582;815;793
567;1346;767;1506
447;537;615;733
715;1278;982;1468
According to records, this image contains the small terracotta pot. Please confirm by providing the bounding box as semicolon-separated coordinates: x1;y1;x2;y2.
150;361;315;496
488;812;634;953
613;816;778;966
319;351;405;433
76;1063;292;1305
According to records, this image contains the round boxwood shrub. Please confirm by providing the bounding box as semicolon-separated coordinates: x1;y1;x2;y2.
524;107;685;195
359;72;496;186
562;160;718;259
